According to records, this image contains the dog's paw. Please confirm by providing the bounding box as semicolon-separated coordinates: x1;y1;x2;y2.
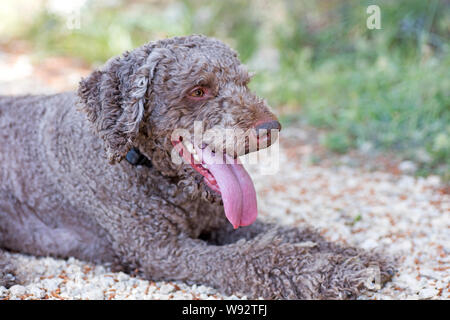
236;238;395;299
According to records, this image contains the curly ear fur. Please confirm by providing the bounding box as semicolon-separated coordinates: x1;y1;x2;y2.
77;45;168;163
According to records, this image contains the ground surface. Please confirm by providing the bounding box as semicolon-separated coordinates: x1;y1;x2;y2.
1;49;449;300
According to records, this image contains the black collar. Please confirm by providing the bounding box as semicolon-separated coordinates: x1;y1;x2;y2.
125;148;152;168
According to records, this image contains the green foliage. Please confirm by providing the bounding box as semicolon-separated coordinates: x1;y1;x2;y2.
19;0;262;65
251;0;449;176
321;132;353;154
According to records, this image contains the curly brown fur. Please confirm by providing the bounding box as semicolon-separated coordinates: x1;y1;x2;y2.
0;35;394;298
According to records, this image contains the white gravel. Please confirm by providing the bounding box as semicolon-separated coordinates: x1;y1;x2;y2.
0;50;448;300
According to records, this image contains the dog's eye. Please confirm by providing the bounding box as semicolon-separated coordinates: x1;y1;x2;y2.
190;88;205;97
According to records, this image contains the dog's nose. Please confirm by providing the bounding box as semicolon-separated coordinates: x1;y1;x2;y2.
254;120;281;135
253;120;281;151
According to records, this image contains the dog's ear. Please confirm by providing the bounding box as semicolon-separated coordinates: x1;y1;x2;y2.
77;46;169;163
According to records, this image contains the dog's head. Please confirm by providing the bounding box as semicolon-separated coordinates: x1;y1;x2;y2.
78;35;280;228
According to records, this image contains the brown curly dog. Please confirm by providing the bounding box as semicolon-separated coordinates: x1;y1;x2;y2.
0;35;394;299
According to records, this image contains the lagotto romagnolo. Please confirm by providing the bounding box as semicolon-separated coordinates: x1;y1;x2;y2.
0;35;394;299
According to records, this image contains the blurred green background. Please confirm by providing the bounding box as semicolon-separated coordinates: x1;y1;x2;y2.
0;0;449;179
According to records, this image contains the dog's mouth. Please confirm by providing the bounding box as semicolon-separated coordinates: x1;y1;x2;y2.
172;138;257;229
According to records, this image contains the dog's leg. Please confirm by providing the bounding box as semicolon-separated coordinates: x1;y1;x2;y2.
145;231;392;299
101;204;394;299
205;220;395;292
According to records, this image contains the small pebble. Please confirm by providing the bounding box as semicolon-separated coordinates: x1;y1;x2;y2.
9;285;26;297
84;289;104;300
418;288;438;300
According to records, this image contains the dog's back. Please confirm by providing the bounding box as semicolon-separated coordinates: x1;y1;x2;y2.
0;93;115;264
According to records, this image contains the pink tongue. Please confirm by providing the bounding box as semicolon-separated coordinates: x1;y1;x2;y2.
197;145;258;229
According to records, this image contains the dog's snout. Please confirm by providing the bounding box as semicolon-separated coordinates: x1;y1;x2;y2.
254;120;281;135
246;119;281;152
